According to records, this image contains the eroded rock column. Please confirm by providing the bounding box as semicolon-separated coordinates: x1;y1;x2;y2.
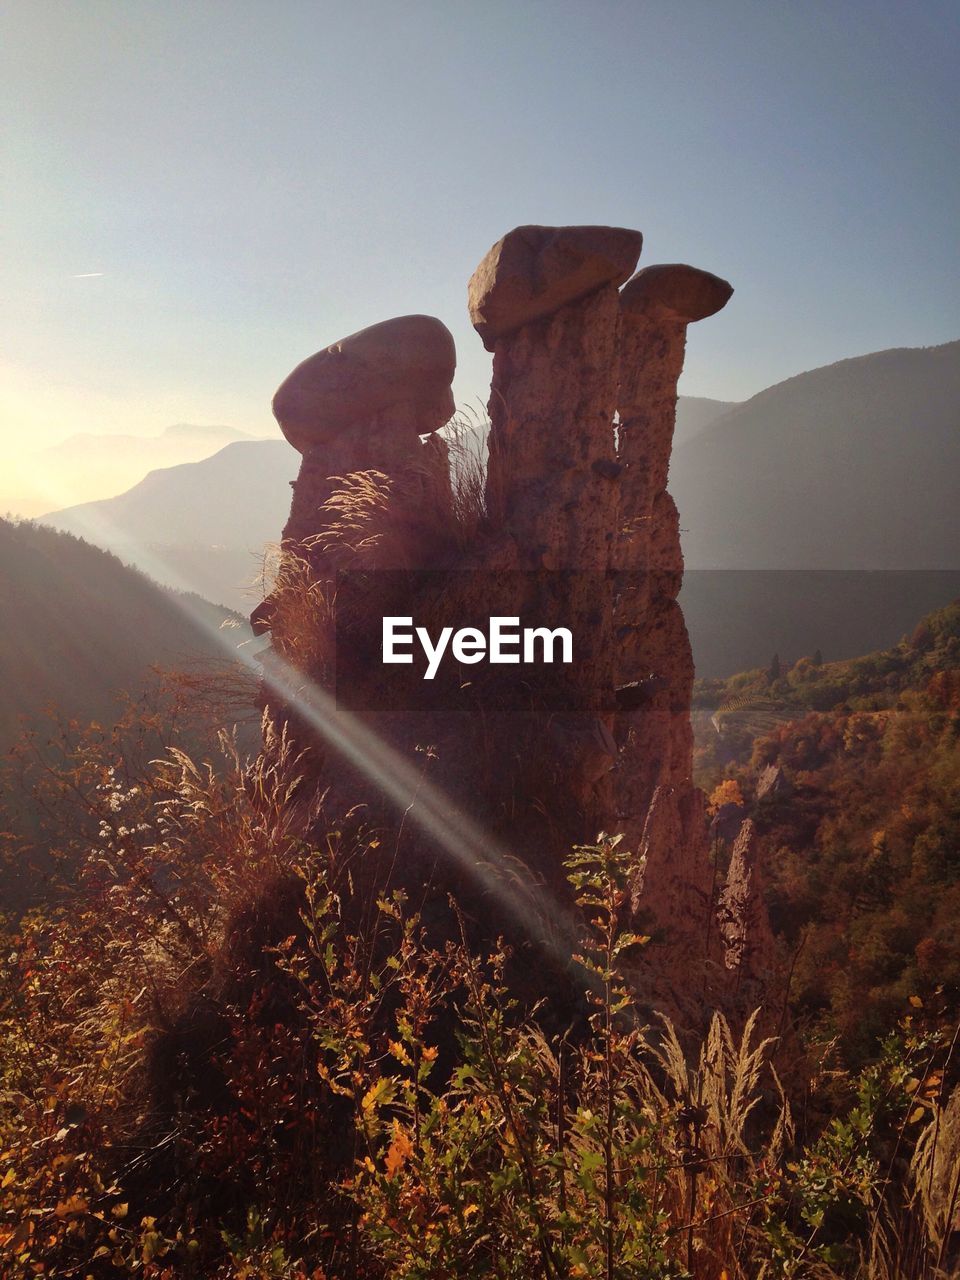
275;313;455;560
468;226;642;748
252;314;457;778
614;265;733;813
470;224;642;573
253;314;457;642
611;265;732;972
718;819;778;1001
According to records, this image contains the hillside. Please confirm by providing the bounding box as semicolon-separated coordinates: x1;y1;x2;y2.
671;340;960;568
694;599;960;1063
38;397;731;613
3;423;261;520
0;518;248;750
673;393;738;445
681;568;960;677
42;439;298;608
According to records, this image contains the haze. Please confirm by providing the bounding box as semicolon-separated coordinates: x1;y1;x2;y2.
2;0;958;512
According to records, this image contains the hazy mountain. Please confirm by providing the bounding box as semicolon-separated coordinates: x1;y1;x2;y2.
39;346;960;669
681;569;960;678
46;421;255;460
4;423;266;518
37;397;731;608
43;440;298;609
670;341;960;569
673;395;739;446
0;519;249;750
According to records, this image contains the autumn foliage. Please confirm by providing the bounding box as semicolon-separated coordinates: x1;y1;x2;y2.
1;607;960;1276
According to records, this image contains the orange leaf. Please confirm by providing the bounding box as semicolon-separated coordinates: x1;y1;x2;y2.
53;1196;88;1219
385;1122;414;1178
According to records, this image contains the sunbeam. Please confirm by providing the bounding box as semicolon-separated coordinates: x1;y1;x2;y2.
68;494;588;963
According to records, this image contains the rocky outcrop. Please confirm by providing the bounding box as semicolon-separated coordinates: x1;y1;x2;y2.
617;265;732;569
613;265;733;925
915;1084;960;1265
273;314;455;452
253;315;457;641
718;819;778;992
632;785;712;942
467;225;642;754
756;762;792;802
471;224;641;575
468;224;642;351
253;225;767;1018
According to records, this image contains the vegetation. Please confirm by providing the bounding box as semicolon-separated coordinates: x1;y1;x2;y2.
2;695;959;1277
695;600;960;1067
2;503;959;1276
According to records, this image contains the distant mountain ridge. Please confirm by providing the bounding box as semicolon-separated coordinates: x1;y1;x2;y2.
44;440;298;607
48;440;295;550
670;340;960;569
4;422;273;520
673;395;739;446
40;347;960;668
45;422;256;456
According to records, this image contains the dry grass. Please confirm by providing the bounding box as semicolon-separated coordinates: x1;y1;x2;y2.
443;403;494;549
251;407;495;673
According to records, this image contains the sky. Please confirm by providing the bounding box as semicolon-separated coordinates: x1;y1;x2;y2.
2;0;959;511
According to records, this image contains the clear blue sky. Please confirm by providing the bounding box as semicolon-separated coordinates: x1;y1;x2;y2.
2;0;958;456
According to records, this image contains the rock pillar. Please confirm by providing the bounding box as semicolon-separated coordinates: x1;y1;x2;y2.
252;314;457;642
614;265;733;823
718;818;778;999
251;314;457;774
468;224;642;741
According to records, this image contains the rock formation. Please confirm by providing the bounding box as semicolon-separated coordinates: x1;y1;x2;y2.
467;224;642;820
273;313;454;552
470;225;641;570
253;314;457;642
717;818;778;999
252;224;768;1020
611;266;733;965
614;265;733;805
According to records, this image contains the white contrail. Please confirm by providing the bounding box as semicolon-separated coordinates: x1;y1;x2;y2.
71;272;104;278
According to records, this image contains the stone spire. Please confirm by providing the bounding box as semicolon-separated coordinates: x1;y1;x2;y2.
252;314;457;643
272;313;456;551
468;225;642;735
613;264;733;842
718;818;778;997
469;224;642;572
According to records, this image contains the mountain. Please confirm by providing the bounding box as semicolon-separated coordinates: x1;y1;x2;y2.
3;423;264;519
673;395;739;446
45;422;254;461
670;341;960;569
39;346;960;666
43;439;298;609
673;342;960;673
680;569;960;678
0;518;248;750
